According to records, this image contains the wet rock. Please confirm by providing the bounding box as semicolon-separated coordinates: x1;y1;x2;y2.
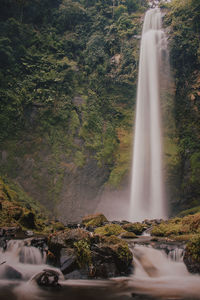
82;213;108;228
31;237;47;250
0;237;7;250
48;228;91;264
122;222;146;235
120;232;137;239
20;212;36;229
64;269;88;279
183;237;200;274
184;252;200;274
91;244;119;278
94;224;125;237
65;223;79;229
60;248;77;274
48;228;133;279
32;269;60;287
91;236;133;278
49;228;90;248
3;265;22;280
0;226;25;238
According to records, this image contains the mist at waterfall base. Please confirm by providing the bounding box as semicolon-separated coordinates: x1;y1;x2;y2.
1;239;200;299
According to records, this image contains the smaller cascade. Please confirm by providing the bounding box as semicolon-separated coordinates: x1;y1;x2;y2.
0;239;48;281
168;248;185;262
4;240;46;265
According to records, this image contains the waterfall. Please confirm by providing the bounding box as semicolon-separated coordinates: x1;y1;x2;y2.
130;8;167;221
129;246;200;299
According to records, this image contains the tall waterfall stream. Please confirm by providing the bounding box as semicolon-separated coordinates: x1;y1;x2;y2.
130;8;167;221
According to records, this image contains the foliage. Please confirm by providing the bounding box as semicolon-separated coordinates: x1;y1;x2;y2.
186;235;200;262
74;239;92;267
164;0;200;213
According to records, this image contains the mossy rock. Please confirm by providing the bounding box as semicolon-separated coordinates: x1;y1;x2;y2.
48;228;91;260
100;235;133;268
184;235;200;274
186;235;200;263
82;213;108;228
151;213;200;238
94;224;125;236
19;212;36;229
52;221;65;231
74;239;92;268
0;177;49;231
122;222;146;235
120;231;137;239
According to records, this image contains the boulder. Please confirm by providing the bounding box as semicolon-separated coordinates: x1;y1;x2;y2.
31;269;60;287
64;269;88;280
48;228;91;264
122;222;146;235
120;232;137;239
20;212;36;229
184;252;200;274
0;237;7;250
47;228;133;279
60;248;77;274
90;235;133;278
82;213;108;228
0;226;24;238
94;224;125;237
183;236;200;274
31;237;47;250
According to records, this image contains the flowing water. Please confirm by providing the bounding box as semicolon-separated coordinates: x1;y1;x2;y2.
1;240;200;299
130;9;168;221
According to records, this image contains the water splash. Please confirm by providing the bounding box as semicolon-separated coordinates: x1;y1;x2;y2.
130;9;167;221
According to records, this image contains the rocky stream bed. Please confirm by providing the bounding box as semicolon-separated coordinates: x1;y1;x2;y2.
0;214;200;300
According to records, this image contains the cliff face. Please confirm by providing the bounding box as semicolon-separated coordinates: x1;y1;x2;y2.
164;0;200;214
0;0;146;221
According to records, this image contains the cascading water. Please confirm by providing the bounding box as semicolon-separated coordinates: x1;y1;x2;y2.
130;8;167;221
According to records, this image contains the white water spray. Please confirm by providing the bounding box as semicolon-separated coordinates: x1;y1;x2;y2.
130;9;167;221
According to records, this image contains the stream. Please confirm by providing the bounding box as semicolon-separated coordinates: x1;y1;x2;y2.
0;238;200;300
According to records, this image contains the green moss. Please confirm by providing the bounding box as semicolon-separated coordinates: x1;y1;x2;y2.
120;231;137;239
74;239;92;268
151;214;200;238
0;176;48;231
186;235;200;262
82;213;108;228
101;235;132;262
94;224;125;236
74;150;85;168
122;222;146;235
